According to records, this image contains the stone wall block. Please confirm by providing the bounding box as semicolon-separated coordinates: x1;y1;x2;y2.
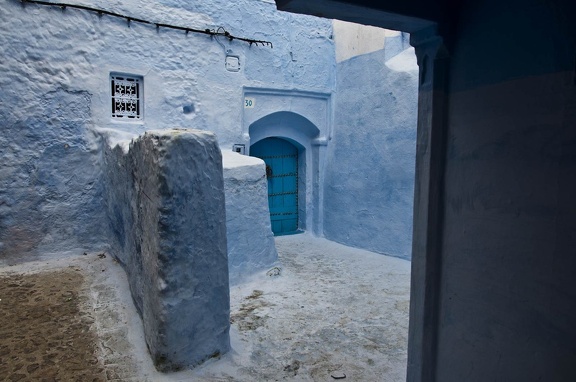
222;151;278;284
107;129;230;371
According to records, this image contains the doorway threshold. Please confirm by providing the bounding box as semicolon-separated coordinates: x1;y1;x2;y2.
274;229;305;237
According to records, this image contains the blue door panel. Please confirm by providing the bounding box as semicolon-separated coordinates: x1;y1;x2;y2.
251;137;299;235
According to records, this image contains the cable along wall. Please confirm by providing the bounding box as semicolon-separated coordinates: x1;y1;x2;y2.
19;0;273;47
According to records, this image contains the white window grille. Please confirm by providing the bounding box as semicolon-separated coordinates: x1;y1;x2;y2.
111;74;143;120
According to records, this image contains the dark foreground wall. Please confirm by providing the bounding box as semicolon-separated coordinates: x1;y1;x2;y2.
276;0;576;381
435;0;576;380
104;129;230;371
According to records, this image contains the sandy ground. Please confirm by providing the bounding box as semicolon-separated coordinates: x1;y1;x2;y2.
0;268;105;382
0;234;411;381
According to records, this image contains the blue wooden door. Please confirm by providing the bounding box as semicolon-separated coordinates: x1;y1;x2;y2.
251;138;298;235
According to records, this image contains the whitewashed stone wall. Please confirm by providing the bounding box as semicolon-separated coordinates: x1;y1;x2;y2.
0;0;417;266
0;0;420;371
0;0;333;263
325;22;418;260
104;129;229;371
222;151;278;284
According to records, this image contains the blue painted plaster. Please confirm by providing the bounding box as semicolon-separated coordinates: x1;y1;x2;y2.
323;46;418;260
0;0;418;268
243;92;330;234
0;86;106;264
0;0;334;263
222;151;278;284
104;129;230;371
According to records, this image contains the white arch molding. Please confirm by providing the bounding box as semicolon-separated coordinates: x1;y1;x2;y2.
247;110;325;235
242;88;331;235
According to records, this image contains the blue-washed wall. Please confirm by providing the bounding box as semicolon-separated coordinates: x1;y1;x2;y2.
0;82;107;264
0;0;334;262
104;129;230;371
323;33;418;260
0;0;418;264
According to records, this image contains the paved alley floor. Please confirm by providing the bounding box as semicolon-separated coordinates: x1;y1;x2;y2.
0;234;411;381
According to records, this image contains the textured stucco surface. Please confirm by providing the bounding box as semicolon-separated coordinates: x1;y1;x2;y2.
0;0;424;375
323;43;418;260
0;78;106;264
0;0;418;265
0;0;334;263
222;151;277;285
104;129;230;371
333;19;387;63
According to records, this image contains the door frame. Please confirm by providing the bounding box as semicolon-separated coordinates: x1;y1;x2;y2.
247;111;325;235
250;135;308;233
241;88;331;236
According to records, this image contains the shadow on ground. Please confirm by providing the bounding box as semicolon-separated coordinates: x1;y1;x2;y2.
0;234;411;381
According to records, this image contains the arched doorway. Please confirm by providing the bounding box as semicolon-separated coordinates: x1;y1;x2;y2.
251;137;299;235
247;111;323;235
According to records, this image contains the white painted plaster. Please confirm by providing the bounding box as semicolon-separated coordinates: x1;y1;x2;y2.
0;0;421;372
104;129;230;371
386;46;419;73
222;151;278;285
325;38;418;260
222;150;264;171
333;19;386;63
0;0;334;261
0;0;418;269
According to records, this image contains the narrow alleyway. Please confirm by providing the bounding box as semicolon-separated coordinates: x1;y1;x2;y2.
0;234;411;381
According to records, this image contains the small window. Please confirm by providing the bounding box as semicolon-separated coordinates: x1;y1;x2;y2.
233;144;245;154
111;74;143;120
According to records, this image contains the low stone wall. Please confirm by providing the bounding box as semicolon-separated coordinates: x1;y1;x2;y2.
103;129;230;371
222;151;278;284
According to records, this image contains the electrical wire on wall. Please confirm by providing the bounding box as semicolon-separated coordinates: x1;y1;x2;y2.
19;0;273;48
214;26;230;53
